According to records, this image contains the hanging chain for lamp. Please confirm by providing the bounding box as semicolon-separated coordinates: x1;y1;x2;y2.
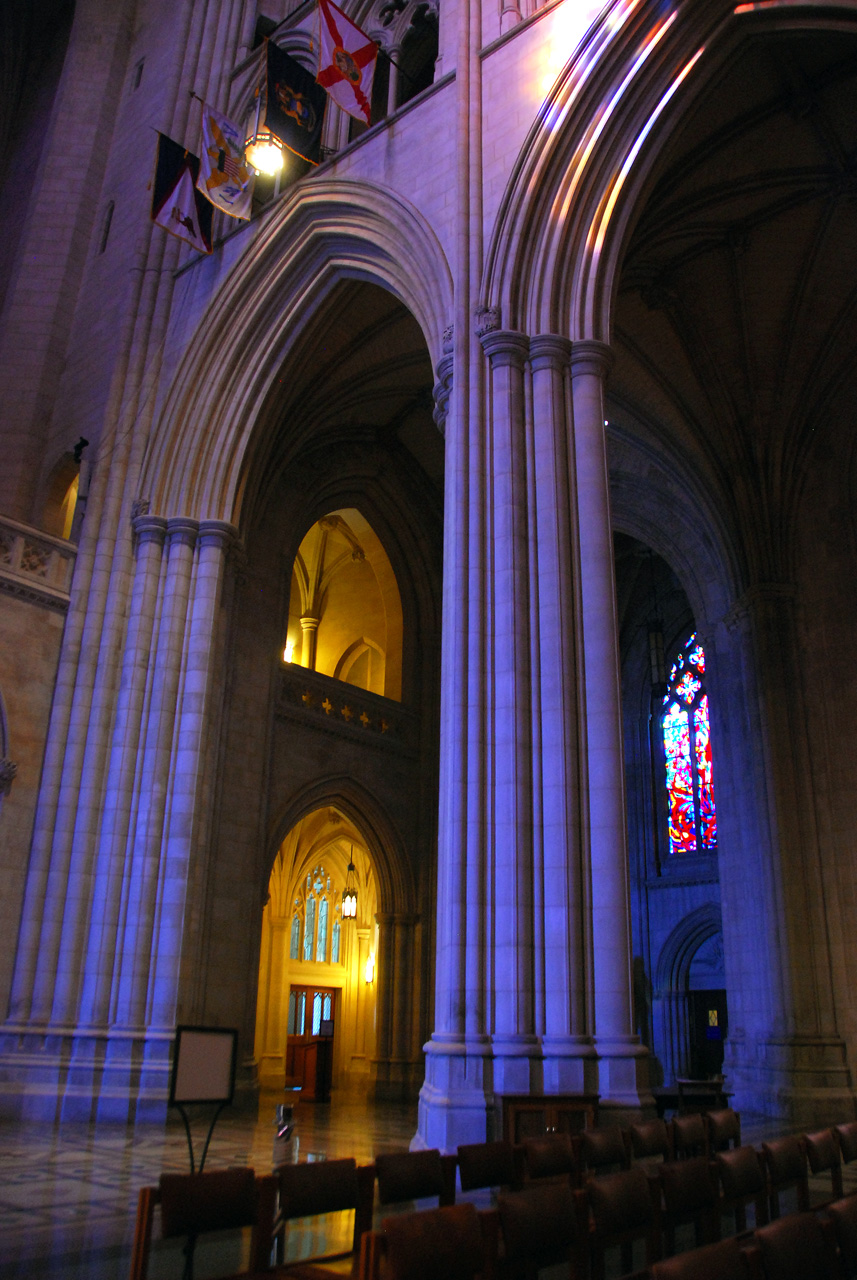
342;847;358;919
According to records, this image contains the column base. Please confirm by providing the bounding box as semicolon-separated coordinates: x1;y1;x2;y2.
415;1034;612;1151
594;1034;654;1124
725;1033;857;1127
0;1024;172;1124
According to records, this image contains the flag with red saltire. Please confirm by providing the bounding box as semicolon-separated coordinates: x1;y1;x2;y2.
316;0;379;125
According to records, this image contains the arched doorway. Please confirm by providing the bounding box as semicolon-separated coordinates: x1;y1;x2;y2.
255;807;379;1097
654;905;726;1086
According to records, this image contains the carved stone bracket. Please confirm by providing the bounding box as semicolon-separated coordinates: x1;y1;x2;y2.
0;758;17;796
475;305;501;337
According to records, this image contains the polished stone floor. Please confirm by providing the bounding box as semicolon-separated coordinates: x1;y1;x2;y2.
0;1098;854;1280
0;1091;418;1279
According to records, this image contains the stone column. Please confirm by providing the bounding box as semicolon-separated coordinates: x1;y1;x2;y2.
300;615;319;669
529;335;594;1093
77;515;168;1029
718;587;853;1124
570;340;648;1111
481;328;539;1093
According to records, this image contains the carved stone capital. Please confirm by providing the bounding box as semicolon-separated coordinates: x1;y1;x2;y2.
570;338;614;380
480;328;529;367
165;516;199;549
198;519;239;554
132;514;168;548
529;333;573;371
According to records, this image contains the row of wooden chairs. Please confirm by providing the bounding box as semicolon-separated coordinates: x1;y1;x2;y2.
358;1188;857;1280
129;1113;857;1278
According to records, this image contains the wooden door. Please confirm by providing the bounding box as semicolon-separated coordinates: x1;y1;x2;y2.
286;986;336;1100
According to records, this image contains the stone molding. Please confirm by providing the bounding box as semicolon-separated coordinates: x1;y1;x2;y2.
0;515;76;613
529;333;573;370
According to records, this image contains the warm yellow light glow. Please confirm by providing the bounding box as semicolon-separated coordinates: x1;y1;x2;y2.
364;952;375;984
245;130;284;176
342;888;357;918
283;639;295;663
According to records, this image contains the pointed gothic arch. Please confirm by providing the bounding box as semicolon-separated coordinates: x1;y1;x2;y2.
141;179;452;523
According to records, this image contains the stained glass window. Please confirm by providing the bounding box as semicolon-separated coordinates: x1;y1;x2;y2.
332;918;341;964
290;914;301;960
316;898;329;963
662;633;717;855
304;896;316;961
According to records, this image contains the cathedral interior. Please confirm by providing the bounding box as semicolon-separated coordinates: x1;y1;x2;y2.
2;1;857;1244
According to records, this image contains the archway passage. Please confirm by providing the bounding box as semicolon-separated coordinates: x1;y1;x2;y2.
609;24;857;1119
255;808;379;1097
206;279;442;1105
286;508;403;700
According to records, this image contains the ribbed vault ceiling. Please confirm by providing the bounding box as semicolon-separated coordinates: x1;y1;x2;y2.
613;29;857;584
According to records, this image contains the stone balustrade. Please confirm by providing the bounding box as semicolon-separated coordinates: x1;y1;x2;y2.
276;662;418;755
0;516;76;611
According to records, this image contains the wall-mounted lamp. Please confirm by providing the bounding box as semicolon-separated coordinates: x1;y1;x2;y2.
244;92;284;176
282;639;294;664
364;952;375;984
342;849;358;919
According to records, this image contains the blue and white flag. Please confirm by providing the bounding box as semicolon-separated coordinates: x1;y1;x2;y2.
196;102;254;219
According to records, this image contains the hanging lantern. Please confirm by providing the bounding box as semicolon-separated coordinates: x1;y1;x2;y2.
342;851;358;919
244;92;284;176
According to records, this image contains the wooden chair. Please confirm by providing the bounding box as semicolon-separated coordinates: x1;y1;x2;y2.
706;1109;742;1154
496;1181;585;1279
671;1113;707;1160
628;1118;672;1167
129;1167;277;1280
358;1201;493;1280
649;1235;751;1280
715;1146;768;1234
521;1132;578;1186
585;1165;660;1280
823;1193;857;1280
761;1137;809;1220
803;1129;844;1204
836;1123;857;1169
748;1210;841;1280
274;1157;374;1272
658;1156;721;1255
575;1125;631;1180
373;1148;457;1210
457;1140;519;1196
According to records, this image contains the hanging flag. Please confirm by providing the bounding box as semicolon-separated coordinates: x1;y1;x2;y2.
196;102;255;219
316;0;379;125
263;42;327;164
151;134;213;254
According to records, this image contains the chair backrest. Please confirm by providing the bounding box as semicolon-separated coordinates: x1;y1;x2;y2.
457;1140;517;1192
659;1156;719;1216
649;1236;750;1280
576;1125;629;1174
716;1147;765;1200
706;1108;741;1152
752;1210;840;1280
762;1136;809;1217
366;1202;487;1280
824;1193;857;1277
497;1181;580;1267
522;1132;577;1182
808;1131;844;1177
130;1168;277;1280
277;1157;359;1219
374;1148;455;1206
628;1118;672;1162
836;1123;857;1166
671;1113;707;1158
274;1156;373;1264
587;1166;655;1237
